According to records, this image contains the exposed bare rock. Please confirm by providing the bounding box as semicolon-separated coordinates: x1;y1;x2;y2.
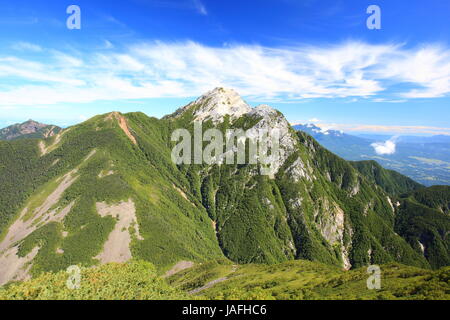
288;198;303;210
191;88;252;123
173;184;196;207
0;149;98;285
106;112;137;145
418;241;425;253
39;129;68;156
0;169;77;255
98;170;114;178
387;196;395;213
350;180;360;196
286;157;313;182
0;246;39;286
95;199;143;264
246;104;297;177
163;261;194;278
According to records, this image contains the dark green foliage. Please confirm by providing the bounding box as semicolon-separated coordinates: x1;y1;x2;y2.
395;187;450;269
0;261;187;300
292;132;429;269
169;259;450;300
408;186;450;214
351;160;424;195
0;139;43;237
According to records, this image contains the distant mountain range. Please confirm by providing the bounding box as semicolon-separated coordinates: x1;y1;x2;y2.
0;88;448;299
357;134;450;144
294;124;450;186
0;120;61;141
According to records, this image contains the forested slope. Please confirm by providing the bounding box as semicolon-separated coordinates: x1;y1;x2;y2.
0;88;448;288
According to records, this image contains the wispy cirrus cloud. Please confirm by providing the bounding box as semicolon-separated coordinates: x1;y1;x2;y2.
135;0;208;15
11;41;43;52
193;0;208;15
0;40;450;108
374;45;450;98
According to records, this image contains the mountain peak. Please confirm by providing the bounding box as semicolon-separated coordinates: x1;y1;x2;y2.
25;119;40;124
190;87;252;123
201;87;241;100
0;119;59;141
168;88;289;125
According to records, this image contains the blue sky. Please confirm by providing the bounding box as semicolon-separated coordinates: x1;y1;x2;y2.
0;0;449;135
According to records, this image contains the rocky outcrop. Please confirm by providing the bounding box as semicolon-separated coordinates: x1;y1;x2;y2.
189;87;252;123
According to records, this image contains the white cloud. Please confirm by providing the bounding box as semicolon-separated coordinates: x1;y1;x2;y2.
375;45;450;98
0;57;84;86
371;137;397;155
372;98;407;103
308;118;321;123
0;41;450;107
103;40;114;49
193;0;207;15
11;41;43;52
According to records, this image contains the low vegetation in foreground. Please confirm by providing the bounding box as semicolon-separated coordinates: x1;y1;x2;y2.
0;261;187;300
1;259;449;300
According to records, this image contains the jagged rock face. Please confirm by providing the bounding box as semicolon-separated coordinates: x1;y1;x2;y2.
285;157;314;182
246;105;297;177
172;89;298;177
314;198;352;269
190;87;252;123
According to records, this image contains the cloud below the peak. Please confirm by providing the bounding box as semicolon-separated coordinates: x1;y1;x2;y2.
0;40;450;107
371;137;398;155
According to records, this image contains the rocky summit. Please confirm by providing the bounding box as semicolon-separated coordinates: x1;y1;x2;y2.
0;120;61;141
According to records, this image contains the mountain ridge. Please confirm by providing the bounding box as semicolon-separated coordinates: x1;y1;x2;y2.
0;88;448;287
0;120;61;141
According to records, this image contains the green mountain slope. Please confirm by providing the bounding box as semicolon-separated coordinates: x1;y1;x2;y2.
0;111;224;285
289;132;429;269
0;120;61;141
351;160;424;195
395;186;450;269
1;259;448;300
0;88;447;288
167;259;450;300
0;260;187;300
